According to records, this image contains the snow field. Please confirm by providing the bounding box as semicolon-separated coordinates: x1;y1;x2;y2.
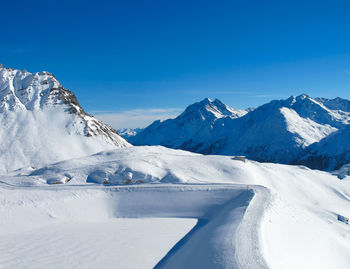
0;184;267;269
0;219;196;269
1;146;350;268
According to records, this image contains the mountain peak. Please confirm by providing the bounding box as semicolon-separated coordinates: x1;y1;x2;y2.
298;93;310;99
286;93;311;103
200;97;213;103
130;94;350;169
180;97;245;121
0;65;130;171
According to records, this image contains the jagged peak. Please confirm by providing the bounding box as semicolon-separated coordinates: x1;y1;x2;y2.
203;97;213;102
286;93;310;102
212;98;226;106
297;93;310;99
178;97;246;121
253;94;331;119
0;64;130;146
0;66;78;113
194;98;227;110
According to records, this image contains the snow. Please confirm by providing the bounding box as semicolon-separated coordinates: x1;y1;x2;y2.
129;94;350;167
280;107;337;146
0;65;130;172
1;64;350;268
117;127;142;138
299;124;350;170
0;183;266;269
335;164;350;179
1;146;350;268
128;98;247;151
0;108;127;172
0;218;196;269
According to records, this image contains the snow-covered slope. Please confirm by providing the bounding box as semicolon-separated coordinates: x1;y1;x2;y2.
298;124;350;170
1;146;350;269
0;65;130;172
130;94;350;164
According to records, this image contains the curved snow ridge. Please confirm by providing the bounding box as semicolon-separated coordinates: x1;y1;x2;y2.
151;185;270;269
0;183;270;269
235;186;271;269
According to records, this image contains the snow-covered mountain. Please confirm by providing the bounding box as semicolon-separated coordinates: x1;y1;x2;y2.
128;98;248;151
0;64;130;171
297;124;350;170
130;94;350;166
117;128;142;139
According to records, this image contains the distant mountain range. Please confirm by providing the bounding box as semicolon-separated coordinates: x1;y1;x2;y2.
0;64;129;171
2;64;350;172
127;95;350;171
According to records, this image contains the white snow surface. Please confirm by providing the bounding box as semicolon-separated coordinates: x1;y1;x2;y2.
280;107;337;147
1;146;350;269
0;65;130;172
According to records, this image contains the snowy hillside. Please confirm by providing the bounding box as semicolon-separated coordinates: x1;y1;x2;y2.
298;124;350;170
1;146;350;269
130;94;350;166
0;65;130;172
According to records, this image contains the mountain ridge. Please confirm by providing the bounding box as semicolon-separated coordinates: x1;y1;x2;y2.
128;94;350;170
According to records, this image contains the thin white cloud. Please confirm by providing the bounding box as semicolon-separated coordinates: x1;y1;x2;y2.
93;108;183;129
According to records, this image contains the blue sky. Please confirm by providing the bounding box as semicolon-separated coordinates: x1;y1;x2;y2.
1;0;350;128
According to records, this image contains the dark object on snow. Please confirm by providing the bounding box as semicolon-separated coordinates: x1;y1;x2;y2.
337;214;349;224
233;156;247;163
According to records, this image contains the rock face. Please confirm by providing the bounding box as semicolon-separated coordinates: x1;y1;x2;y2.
129;95;350;169
0;65;130;171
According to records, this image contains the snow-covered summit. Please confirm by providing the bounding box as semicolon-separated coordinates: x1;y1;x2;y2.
117;128;142;139
128;98;247;151
0;65;64;112
180;98;247;120
0;64;130;172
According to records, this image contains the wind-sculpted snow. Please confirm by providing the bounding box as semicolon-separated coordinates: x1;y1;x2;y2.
2;146;350;268
0;183;269;269
155;186;270;269
0;65;129;172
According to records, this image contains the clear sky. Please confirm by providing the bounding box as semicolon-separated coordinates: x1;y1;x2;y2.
1;0;350;128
